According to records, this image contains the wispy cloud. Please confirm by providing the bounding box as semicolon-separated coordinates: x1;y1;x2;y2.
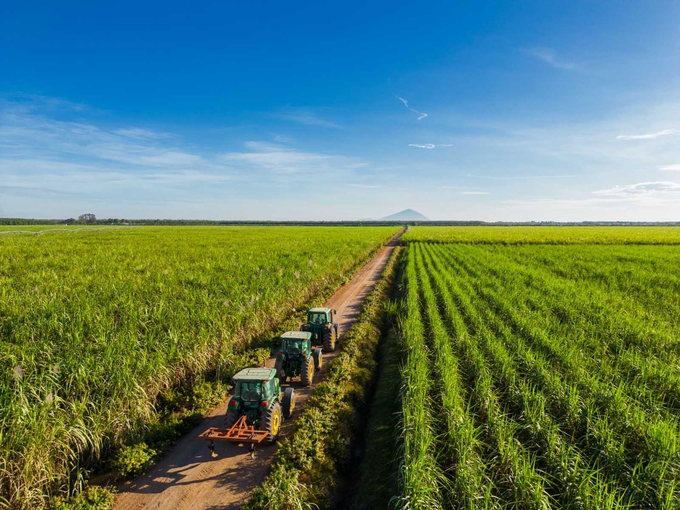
396;96;428;120
349;184;382;189
0;100;374;206
460;191;490;195
468;173;577;180
593;181;680;198
523;48;575;70
659;164;680;171
220;141;367;175
617;129;678;140
408;143;453;149
273;107;341;128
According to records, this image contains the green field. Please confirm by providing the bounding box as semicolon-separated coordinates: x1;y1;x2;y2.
392;231;680;509
0;226;397;508
402;225;680;244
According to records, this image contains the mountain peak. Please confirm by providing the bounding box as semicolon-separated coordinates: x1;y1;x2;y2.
381;209;429;221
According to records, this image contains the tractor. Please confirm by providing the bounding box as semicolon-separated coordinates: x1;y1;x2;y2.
274;331;323;386
301;307;339;352
199;367;295;449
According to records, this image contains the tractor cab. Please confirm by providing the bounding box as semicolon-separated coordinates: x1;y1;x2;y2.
281;331;309;357
307;308;333;327
230;368;280;417
301;307;339;353
275;331;322;385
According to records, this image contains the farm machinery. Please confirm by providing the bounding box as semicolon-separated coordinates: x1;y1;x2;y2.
301;307;339;352
274;331;323;385
198;367;295;453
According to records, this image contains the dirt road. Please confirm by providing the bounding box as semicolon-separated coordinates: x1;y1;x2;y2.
114;231;402;510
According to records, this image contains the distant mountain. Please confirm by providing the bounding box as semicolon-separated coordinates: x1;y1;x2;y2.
381;209;429;221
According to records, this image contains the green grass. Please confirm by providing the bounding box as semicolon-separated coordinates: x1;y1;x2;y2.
402;225;680;244
390;230;680;509
0;226;398;508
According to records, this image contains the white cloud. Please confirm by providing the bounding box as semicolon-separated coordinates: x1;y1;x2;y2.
273;107;341;128
659;164;680;171
523;48;575;70
349;184;382;188
220;141;368;175
616;129;678;140
593;181;680;198
408;143;452;149
460;191;490;195
396;96;428;120
468;173;577;180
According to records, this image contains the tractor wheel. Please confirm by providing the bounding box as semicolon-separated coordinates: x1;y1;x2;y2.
274;359;286;383
323;329;336;352
261;402;282;444
313;348;323;370
301;356;314;386
225;409;239;429
282;387;295;418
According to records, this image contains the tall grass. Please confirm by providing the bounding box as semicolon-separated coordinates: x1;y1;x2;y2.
0;226;398;508
391;235;680;508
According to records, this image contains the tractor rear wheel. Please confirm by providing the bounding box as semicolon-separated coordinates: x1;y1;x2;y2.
225;409;238;429
261;402;282;444
323;328;336;352
301;356;314;386
274;359;286;383
313;348;323;370
282;387;295;418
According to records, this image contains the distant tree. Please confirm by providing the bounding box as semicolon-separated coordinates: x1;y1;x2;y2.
64;218;76;225
78;213;96;224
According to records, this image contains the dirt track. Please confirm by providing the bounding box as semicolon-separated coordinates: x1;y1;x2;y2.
114;231;402;510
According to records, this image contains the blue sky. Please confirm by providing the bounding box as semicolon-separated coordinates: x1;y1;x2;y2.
2;1;680;221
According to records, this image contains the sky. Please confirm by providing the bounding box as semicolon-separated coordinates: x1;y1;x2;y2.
2;1;680;221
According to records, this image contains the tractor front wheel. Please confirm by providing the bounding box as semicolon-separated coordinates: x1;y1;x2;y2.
323;328;336;352
301;356;314;386
313;348;323;370
282;387;295;418
261;402;282;444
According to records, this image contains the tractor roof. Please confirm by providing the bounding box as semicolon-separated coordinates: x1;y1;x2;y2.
281;331;312;340
308;307;331;313
232;367;277;382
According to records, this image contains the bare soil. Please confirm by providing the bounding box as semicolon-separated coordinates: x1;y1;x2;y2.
113;232;402;510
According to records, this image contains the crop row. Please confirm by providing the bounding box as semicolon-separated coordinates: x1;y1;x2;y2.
395;242;680;509
0;226;398;508
401;226;680;244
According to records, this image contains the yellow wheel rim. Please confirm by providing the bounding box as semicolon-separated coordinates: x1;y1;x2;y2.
272;409;281;435
290;393;296;413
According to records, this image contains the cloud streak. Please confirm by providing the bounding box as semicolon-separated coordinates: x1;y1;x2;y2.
659;164;680;171
523;48;575;70
273;107;342;128
617;129;677;140
468;173;577;180
396;96;428;120
408;143;453;149
593;181;680;198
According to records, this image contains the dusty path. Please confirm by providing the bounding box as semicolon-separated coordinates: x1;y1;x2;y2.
114;231;402;510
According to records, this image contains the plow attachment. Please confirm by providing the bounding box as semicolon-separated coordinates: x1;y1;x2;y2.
199;416;269;455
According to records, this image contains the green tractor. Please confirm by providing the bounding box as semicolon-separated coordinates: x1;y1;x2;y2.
301;307;339;352
274;331;323;386
222;367;295;444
